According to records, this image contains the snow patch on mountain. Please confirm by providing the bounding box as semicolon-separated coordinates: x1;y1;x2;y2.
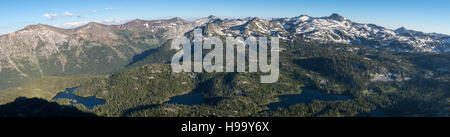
188;13;449;52
2;13;449;53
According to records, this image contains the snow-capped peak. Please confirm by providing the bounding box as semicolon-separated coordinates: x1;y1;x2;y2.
289;14;312;23
11;13;448;53
207;15;219;20
185;13;449;52
194;15;223;27
298;14;311;21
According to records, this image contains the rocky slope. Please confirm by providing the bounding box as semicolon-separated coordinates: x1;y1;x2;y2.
0;18;192;90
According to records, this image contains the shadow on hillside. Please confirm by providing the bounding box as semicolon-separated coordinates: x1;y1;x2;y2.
121;104;161;117
0;97;98;117
125;41;175;67
126;48;159;67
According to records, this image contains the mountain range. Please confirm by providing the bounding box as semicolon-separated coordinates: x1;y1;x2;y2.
0;13;449;90
0;13;448;117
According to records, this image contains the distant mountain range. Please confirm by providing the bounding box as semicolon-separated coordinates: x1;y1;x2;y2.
0;13;449;90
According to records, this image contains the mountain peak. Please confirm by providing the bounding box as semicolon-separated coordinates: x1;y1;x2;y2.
250;17;262;21
22;24;65;33
169;17;183;21
299;14;310;18
207;15;219;19
84;22;107;27
194;15;222;26
74;22;108;31
87;22;102;25
395;27;418;34
203;15;222;23
165;17;186;24
294;14;311;22
328;13;346;21
130;19;144;23
395;27;408;32
24;24;54;30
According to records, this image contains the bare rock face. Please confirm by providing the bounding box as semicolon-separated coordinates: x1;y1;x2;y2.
0;18;193;90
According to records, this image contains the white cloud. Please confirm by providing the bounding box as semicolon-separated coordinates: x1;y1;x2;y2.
57;21;90;28
56;18;130;28
63;11;74;17
43;13;58;20
91;10;98;13
43;11;75;20
96;18;129;24
0;30;12;35
104;8;113;10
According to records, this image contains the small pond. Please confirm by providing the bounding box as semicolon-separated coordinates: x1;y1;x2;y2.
53;86;106;110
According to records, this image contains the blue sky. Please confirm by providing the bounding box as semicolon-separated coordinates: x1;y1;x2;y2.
0;0;449;35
